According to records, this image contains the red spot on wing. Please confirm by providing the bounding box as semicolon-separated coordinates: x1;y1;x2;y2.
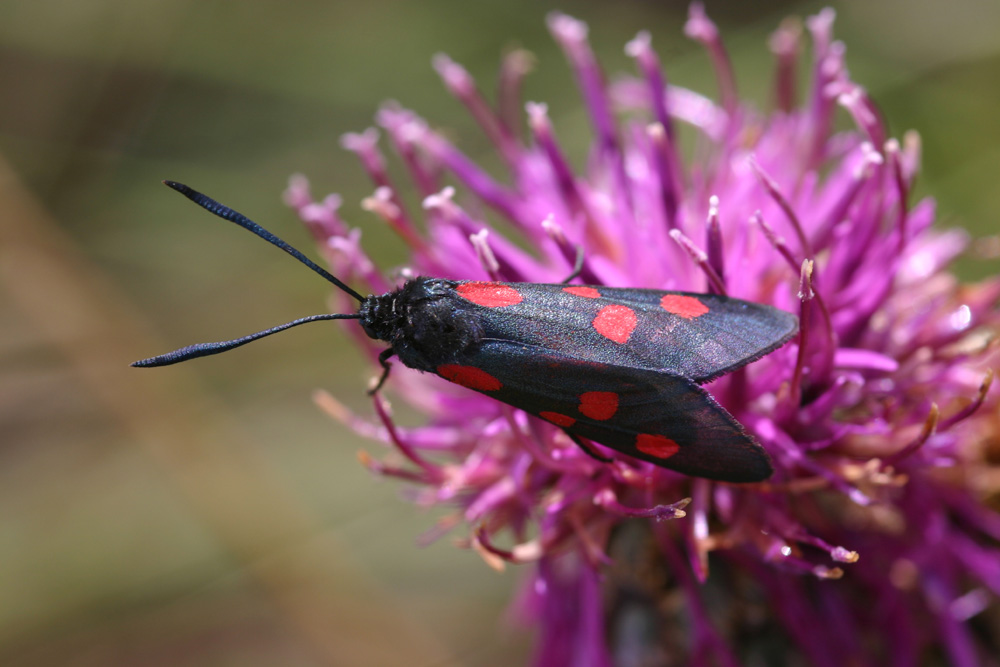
578;391;619;421
437;364;502;391
635;434;680;459
540;411;576;427
660;294;709;319
592;305;637;344
563;286;601;299
456;282;522;307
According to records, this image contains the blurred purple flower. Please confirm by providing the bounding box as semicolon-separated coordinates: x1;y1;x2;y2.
287;6;1000;665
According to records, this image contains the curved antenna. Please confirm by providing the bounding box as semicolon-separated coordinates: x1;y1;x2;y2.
164;181;366;303
132;313;362;367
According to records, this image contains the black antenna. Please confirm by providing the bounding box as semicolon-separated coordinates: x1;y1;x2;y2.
132;182;369;368
163;181;365;302
132;313;362;367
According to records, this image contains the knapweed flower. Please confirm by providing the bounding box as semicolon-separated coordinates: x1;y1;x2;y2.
286;7;1000;665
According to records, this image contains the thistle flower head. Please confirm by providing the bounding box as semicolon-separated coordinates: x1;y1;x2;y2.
288;7;1000;664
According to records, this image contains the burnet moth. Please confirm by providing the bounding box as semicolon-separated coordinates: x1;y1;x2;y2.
134;182;799;483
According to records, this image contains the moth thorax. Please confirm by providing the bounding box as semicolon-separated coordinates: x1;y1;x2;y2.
360;279;483;369
407;296;483;362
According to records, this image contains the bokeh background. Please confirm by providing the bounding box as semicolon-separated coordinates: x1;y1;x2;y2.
1;0;997;664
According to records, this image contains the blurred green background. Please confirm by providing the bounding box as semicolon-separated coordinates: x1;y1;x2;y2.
1;0;997;664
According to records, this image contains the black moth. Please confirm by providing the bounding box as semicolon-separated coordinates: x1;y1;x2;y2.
134;182;799;483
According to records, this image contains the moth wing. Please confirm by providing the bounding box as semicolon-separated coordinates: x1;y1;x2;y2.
460;340;773;482
465;282;798;384
593;287;799;382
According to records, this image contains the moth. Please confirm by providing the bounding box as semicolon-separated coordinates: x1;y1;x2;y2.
135;182;798;482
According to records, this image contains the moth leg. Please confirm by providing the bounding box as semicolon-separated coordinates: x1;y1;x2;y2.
368;348;395;395
567;433;613;464
560;245;585;284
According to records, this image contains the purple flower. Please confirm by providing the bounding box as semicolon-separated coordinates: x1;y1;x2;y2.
287;7;1000;665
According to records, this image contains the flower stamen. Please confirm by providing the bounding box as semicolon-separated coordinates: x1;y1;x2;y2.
750;156;814;259
769;18;802;112
938;369;994;431
362;185;432;256
433;53;521;169
372;393;441;477
593;488;690;520
668;228;727;295
684;4;737;114
883;403;940;468
705;196;725;292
